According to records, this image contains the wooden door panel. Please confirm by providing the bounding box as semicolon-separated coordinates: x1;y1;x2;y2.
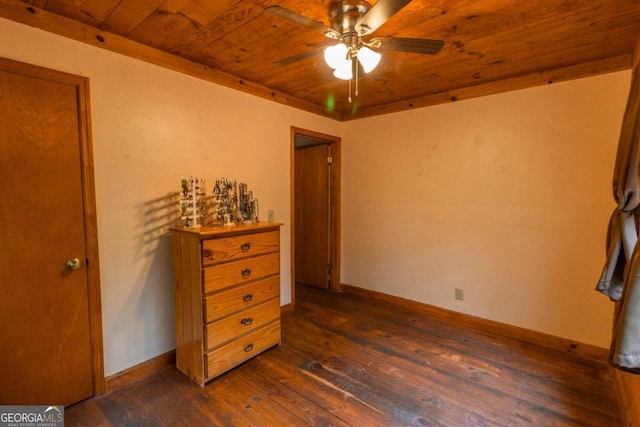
0;67;94;405
294;144;329;289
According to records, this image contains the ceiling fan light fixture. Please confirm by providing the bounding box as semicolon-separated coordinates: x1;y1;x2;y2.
324;42;348;69
357;46;381;73
267;0;445;102
333;59;353;80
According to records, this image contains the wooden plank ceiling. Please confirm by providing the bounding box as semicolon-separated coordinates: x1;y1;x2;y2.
2;0;639;120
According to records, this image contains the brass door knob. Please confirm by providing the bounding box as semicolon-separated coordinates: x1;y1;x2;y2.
66;258;81;270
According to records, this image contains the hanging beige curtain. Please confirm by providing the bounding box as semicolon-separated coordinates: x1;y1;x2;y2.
597;58;640;372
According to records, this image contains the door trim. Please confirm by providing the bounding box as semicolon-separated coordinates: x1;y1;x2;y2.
290;127;341;307
0;56;105;395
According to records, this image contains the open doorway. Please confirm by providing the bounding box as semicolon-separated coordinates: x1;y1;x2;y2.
291;127;341;306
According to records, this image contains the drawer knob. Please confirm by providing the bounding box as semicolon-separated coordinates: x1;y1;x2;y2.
241;268;252;278
244;343;254;353
240;243;251;252
241;317;253;326
202;249;212;260
243;293;253;302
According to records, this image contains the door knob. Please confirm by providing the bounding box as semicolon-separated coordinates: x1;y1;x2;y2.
66;258;81;270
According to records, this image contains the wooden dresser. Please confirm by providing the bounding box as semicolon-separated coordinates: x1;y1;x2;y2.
170;222;283;386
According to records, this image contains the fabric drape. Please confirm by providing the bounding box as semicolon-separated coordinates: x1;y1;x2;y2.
597;63;640;371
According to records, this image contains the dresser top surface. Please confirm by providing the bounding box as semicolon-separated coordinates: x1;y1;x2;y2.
170;222;283;237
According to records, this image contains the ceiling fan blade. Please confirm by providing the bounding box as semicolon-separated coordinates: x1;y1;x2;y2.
372;37;444;55
274;47;325;66
265;6;339;39
355;0;412;35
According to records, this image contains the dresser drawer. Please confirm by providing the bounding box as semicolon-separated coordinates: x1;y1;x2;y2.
205;298;280;351
205;320;281;379
202;231;279;265
203;252;279;294
204;275;279;323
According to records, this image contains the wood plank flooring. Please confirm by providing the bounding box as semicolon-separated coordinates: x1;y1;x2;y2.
66;284;622;426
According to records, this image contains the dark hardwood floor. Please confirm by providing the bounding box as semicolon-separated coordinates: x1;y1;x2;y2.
66;284;622;426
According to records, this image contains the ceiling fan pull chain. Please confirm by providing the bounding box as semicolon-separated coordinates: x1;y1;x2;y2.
348;78;352;103
355;60;359;98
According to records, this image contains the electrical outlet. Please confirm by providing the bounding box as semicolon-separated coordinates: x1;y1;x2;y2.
267;210;274;222
455;288;464;301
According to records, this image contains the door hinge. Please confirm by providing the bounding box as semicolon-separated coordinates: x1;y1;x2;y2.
328;263;332;274
327;156;333;165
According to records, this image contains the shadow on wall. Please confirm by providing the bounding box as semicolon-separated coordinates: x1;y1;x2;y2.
136;191;182;259
119;191;183;366
128;189;222;362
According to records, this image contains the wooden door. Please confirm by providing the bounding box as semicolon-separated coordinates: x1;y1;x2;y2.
294;142;331;289
0;58;102;405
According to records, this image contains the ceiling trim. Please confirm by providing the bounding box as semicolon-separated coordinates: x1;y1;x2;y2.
0;0;342;120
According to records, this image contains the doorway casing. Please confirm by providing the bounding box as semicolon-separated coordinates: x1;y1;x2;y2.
290;126;341;307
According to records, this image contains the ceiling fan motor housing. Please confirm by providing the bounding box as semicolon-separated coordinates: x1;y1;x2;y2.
329;0;371;36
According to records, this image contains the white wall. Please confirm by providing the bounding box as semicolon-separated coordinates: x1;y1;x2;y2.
342;71;630;348
0;18;340;376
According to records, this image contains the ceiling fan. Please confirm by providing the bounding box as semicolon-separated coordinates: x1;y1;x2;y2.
265;0;444;101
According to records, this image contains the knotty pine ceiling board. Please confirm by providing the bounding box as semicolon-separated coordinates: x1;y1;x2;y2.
99;0;168;36
41;0;121;27
9;0;640;120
